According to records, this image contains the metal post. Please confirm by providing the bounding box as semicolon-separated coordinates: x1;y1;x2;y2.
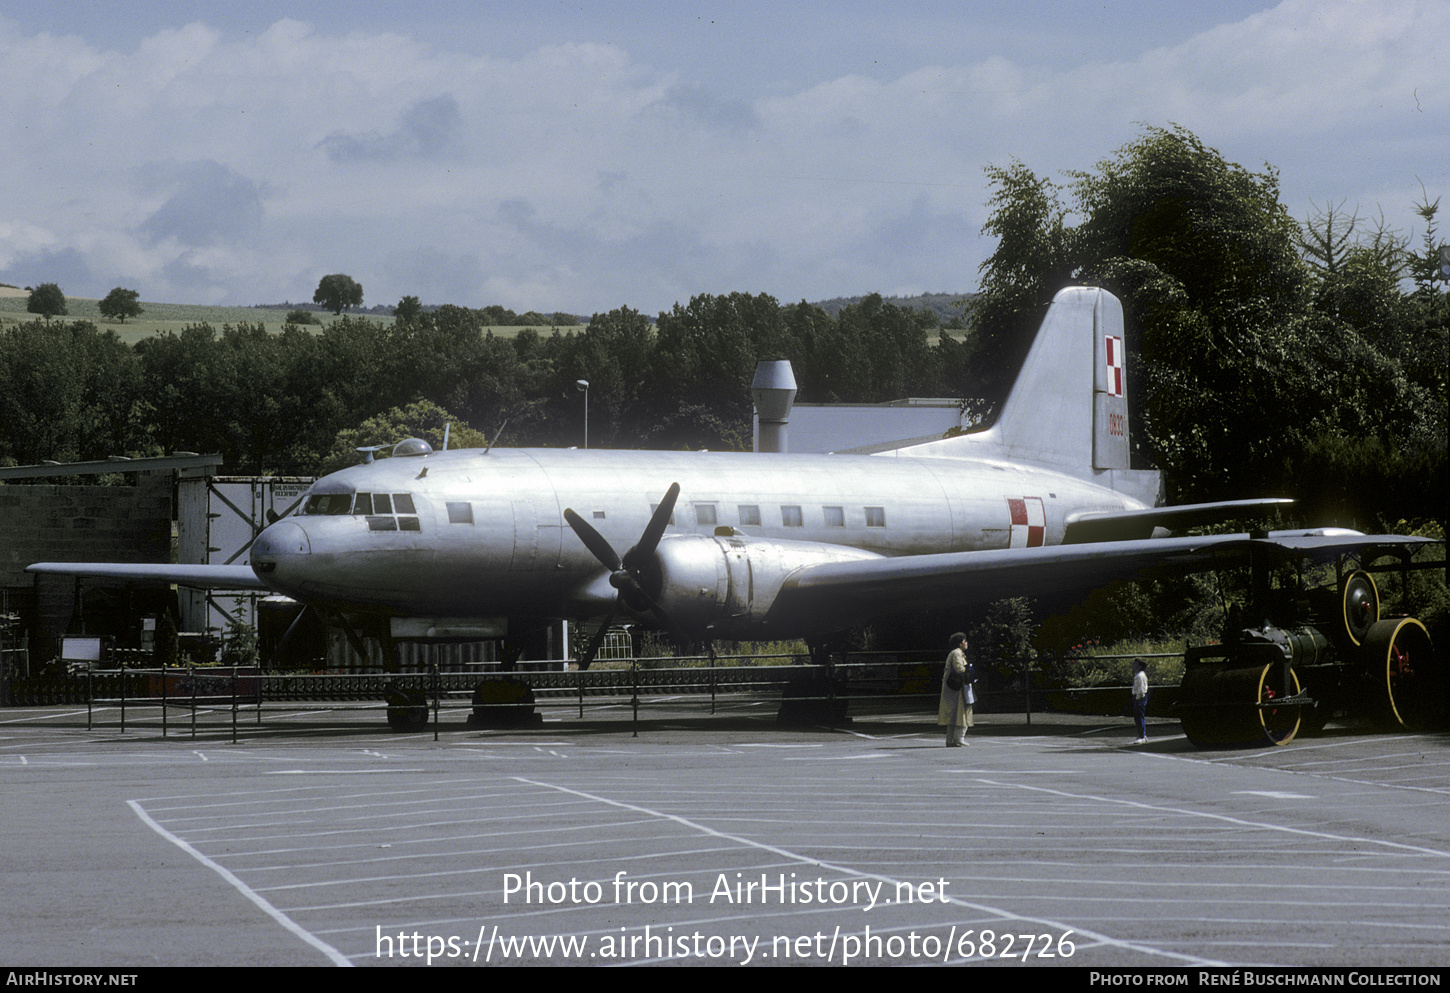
1023;651;1034;727
575;379;589;449
708;642;717;715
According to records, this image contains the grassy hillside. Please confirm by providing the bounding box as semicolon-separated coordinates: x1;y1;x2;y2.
0;288;971;344
0;292;395;344
0;293;579;344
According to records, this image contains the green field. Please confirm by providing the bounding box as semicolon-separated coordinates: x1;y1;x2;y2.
0;293;568;344
0;290;966;345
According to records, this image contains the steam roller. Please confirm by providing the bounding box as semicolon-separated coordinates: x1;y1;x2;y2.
1178;558;1443;748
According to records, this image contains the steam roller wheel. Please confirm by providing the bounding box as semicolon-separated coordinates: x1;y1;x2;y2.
1341;571;1379;646
1180;663;1302;748
1365;618;1442;731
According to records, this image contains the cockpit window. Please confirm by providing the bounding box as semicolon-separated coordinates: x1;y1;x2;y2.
302;493;353;516
301;491;420;532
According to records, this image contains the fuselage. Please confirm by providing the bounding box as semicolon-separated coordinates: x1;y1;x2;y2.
249;445;1143;622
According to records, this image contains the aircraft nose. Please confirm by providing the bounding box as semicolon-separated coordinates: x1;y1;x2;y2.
252;521;311;575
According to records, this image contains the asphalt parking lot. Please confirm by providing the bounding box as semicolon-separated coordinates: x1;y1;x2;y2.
2;702;1449;969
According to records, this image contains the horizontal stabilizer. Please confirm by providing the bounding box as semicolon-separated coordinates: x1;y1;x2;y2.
1063;499;1295;544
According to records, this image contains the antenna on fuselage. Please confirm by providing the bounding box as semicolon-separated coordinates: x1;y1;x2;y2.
484;420;509;454
357;444;388;464
442;422;450;451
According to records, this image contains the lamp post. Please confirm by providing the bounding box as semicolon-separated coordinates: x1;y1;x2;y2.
575;379;589;449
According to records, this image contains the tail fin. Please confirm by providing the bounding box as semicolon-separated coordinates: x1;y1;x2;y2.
884;287;1160;502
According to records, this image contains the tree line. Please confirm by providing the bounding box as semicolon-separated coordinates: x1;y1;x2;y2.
1;125;1443;534
0;293;961;478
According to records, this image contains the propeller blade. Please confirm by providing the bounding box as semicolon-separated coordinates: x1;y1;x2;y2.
636;482;680;560
566;483;688;648
575;607;617;671
563;508;622;572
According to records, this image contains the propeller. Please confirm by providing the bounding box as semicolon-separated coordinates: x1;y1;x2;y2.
564;483;683;669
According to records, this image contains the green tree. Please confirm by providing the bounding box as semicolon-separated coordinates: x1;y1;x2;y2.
651;293;787;450
394;295;422;322
968;124;1443;526
313;273;364;315
98;287;144;323
218;604;260;668
0;319;146;464
319;400;488;475
967;162;1075;407
26;283;67;320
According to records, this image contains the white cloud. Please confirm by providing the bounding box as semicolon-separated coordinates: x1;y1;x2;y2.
0;1;1445;312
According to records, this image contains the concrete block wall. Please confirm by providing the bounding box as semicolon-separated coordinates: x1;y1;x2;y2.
0;475;172;656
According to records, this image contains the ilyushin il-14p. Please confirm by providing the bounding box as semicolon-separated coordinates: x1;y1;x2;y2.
30;288;1444;745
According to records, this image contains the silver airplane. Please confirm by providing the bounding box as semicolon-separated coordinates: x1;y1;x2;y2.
30;287;1440;742
29;288;1255;639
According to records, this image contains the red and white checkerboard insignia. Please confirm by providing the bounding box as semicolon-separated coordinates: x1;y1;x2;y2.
1105;334;1124;397
1007;496;1046;548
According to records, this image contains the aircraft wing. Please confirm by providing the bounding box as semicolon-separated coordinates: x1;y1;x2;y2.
763;531;1439;635
26;562;270;591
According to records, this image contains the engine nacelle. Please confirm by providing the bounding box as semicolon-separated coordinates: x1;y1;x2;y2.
644;532;883;639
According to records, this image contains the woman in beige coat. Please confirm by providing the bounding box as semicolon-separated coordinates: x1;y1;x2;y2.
938;632;973;746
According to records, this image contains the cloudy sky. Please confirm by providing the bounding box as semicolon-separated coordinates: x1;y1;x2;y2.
2;1;1446;315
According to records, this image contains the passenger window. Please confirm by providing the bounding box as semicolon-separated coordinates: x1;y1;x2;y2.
738;505;761;527
824;506;845;527
695;504;717;526
447;502;474;525
865;506;886;527
781;505;803;527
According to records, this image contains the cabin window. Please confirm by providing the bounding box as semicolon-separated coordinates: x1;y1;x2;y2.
738;504;761;527
781;505;803;527
823;506;845;527
650;504;676;526
393;493;416;514
865;506;886;527
592;510;606;520
695;504;718;526
447;502;474;525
